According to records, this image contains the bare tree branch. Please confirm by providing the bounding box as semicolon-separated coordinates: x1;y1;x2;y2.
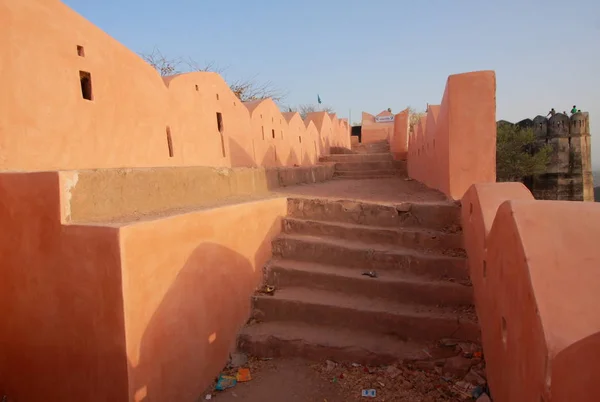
406;106;426;131
139;47;286;103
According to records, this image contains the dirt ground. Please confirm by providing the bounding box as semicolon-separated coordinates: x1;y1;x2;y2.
204;352;489;402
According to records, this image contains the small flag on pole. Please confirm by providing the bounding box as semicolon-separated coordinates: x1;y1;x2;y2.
317;94;322;104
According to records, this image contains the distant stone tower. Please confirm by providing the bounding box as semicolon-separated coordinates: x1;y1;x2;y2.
530;112;593;201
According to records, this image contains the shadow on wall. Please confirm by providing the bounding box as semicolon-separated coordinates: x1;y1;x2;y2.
128;242;261;401
116;197;288;402
461;182;600;402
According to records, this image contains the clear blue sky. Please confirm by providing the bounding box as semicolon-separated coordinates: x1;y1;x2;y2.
64;0;600;169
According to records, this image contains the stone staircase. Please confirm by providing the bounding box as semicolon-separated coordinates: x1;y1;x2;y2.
238;194;479;366
320;141;406;180
351;140;391;154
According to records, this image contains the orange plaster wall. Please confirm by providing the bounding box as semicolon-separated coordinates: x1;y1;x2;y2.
361;111;394;144
390;109;409;160
407;71;496;200
119;198;287;401
462;183;600;402
0;170;289;401
282;112;306;165
0;172;128;402
0;0;350;172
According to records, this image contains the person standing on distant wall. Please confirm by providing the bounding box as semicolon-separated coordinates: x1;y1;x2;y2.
547;108;556;117
571;105;578;114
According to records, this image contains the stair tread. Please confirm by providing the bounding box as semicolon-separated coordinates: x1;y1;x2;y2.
276;233;465;261
269;258;470;289
334;169;401;173
283;216;454;237
255;286;477;322
240;321;430;360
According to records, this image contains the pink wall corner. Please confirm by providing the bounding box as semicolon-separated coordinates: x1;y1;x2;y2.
460;182;534;402
552;332;600;402
413;116;427;183
407;71;496;200
424;106;440;188
304;121;320;165
444;71;496;199
472;196;600;402
360;111;393;144
305;112;333;158
391;109;409;160
245;99;290;167
0;172;129;402
282;112;304;166
163;72;253;168
484;199;548;402
361;112;375;124
119;198;287;401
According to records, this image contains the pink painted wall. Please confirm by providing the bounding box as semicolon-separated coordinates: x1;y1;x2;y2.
360;111;394;144
462;183;600;402
120;198;286;401
0;0;350;172
406;71;497;200
0;170;288;401
390;109;409;160
0;172;129;402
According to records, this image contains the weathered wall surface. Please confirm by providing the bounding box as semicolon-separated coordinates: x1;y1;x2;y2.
499;113;594;201
60;164;335;223
462;183;600;402
407;71;497;200
0;0;349;172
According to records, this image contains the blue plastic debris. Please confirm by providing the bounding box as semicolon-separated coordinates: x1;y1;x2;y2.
361;389;377;397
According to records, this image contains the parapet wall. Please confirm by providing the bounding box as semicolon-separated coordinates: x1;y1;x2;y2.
405;71;497;200
462;183;600;402
0;0;349;172
60;164;335;223
0;171;288;401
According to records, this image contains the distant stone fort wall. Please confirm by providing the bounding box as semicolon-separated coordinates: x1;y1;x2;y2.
497;112;593;201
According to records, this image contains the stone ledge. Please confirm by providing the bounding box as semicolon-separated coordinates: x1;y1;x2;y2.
60;163;335;223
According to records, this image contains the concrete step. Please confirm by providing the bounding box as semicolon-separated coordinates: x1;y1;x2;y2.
333;161;397;171
271;234;468;281
251;287;479;342
351;148;391;154
320;153;393;163
286;198;461;232
267;259;473;306
333;169;402;178
238;321;431;366
331;175;400;180
282;217;464;255
351;142;391;152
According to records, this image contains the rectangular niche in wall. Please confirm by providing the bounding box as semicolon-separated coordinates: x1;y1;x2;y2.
166;126;174;157
79;71;93;101
216;112;224;133
216;112;226;158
